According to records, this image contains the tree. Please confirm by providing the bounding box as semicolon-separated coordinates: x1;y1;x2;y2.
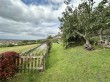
93;0;110;47
59;0;95;50
93;0;109;41
47;35;53;40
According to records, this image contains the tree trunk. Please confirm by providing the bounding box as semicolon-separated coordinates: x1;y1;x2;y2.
84;38;94;50
74;30;94;50
99;34;103;41
99;28;104;44
85;39;91;46
98;28;110;48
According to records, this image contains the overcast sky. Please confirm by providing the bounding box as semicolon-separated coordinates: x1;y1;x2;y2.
0;0;102;40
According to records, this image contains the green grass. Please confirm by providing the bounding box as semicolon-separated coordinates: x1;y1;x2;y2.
32;45;47;56
10;43;110;82
0;44;39;54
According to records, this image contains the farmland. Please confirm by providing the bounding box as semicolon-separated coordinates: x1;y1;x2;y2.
10;43;110;82
0;44;39;54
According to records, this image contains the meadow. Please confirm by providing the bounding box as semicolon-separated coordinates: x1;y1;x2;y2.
10;43;110;82
0;44;38;54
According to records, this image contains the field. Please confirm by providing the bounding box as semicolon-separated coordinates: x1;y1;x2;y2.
0;44;38;54
10;43;110;82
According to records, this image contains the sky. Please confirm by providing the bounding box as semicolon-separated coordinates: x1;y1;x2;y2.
0;0;102;40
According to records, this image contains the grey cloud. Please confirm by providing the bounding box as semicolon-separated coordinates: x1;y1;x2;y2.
0;0;33;22
0;16;59;40
0;0;68;40
0;0;61;23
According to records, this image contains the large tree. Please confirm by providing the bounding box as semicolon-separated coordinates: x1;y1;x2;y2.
59;0;110;49
59;0;95;50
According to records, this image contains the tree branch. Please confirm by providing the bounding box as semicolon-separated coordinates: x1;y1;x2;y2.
74;30;86;38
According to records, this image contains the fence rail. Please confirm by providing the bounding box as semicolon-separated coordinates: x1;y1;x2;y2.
20;44;42;56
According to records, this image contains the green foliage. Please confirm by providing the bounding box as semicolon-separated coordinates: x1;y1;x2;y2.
59;0;95;48
0;40;37;48
59;0;110;48
0;44;14;47
47;35;53;40
7;44;15;47
37;39;47;44
46;40;52;52
19;40;36;45
51;38;58;43
90;36;100;45
93;0;109;31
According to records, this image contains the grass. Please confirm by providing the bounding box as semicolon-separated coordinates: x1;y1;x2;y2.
0;44;39;54
10;43;110;82
32;44;47;56
32;48;46;56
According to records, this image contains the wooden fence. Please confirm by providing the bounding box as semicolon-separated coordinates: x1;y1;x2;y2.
15;45;49;73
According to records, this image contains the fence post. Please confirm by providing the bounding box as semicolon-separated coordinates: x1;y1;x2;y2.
15;58;19;73
40;56;45;72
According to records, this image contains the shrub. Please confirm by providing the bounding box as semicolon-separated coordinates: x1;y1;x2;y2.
37;39;47;44
51;38;58;43
0;51;19;81
46;40;52;52
7;44;14;47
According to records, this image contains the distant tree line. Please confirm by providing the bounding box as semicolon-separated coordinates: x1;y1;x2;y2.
0;40;37;47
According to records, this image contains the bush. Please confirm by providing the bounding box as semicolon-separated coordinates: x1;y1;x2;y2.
46;40;52;52
51;38;58;43
37;39;47;44
6;44;14;47
0;44;14;48
0;51;19;81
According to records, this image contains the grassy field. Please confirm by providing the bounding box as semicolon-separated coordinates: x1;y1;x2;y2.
10;43;110;82
0;44;38;54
